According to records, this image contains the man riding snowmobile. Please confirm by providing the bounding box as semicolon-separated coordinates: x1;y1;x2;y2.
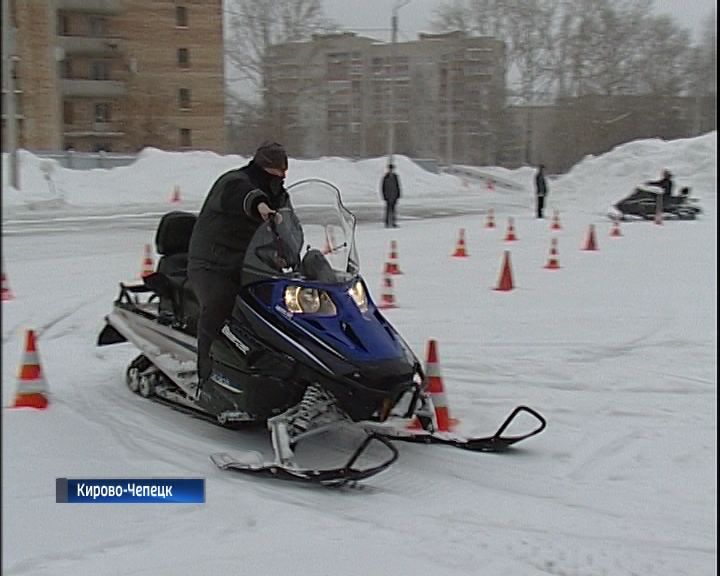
98;179;545;485
613;169;702;221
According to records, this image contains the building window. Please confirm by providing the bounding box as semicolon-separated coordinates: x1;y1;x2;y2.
91;61;110;80
88;16;106;37
179;128;192;147
95;103;111;123
62;59;73;79
63;101;74;124
176;6;188;27
178;48;190;68
58;14;70;36
178;88;191;109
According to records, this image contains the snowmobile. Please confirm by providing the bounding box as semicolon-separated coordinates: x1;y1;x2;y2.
98;178;545;486
612;184;702;221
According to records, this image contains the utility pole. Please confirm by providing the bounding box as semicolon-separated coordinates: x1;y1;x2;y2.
387;0;410;168
2;0;20;189
445;58;453;169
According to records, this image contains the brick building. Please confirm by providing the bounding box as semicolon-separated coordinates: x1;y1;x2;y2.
264;30;506;166
2;0;225;153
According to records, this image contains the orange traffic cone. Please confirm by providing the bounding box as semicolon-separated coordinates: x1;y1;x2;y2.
550;209;562;230
487;178;494;191
582;224;598;251
170;185;181;204
452;229;469;257
140;244;155;277
544;237;561;269
2;270;14;301
610;218;622;237
485;208;496;229
424;339;458;432
494;250;514;291
504;217;518;241
377;273;397;309
12;329;49;409
384;240;402;274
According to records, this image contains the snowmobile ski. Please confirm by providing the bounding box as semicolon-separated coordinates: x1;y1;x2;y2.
210;432;399;487
367;405;546;452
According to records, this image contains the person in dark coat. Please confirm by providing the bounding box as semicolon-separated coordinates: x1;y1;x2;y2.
534;164;548;218
381;163;401;228
645;169;674;207
187;141;289;393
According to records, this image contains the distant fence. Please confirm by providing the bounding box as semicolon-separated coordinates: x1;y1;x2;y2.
31;150;137;170
410;158;441;174
444;165;526;192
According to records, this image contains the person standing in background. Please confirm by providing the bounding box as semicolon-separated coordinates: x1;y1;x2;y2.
381;163;401;228
534;164;548;218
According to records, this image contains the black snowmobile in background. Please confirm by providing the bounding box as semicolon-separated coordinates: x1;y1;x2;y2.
98;178;545;486
612;184;702;221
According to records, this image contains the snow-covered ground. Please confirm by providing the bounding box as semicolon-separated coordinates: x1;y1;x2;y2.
2;133;716;576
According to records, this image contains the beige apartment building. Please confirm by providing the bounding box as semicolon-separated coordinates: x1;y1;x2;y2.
3;0;225;153
264;30;506;166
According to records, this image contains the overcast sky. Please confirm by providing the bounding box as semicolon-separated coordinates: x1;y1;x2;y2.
322;0;716;43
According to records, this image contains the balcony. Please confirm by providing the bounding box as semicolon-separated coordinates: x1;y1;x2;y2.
55;0;121;14
62;79;126;98
64;122;125;138
58;36;123;56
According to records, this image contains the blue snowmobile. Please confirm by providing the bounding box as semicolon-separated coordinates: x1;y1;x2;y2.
98;179;545;486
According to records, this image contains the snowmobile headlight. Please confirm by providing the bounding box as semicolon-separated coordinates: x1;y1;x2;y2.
348;280;368;312
284;286;337;316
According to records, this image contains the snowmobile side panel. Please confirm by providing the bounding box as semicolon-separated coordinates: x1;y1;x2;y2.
205;336;305;420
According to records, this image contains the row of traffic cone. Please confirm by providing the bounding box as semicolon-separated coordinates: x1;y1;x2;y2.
454;218;621;256
485;209;561;232
378;240;402;309
451;219;516;256
444;225;613;293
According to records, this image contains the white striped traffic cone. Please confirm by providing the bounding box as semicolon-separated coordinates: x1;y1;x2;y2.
12;329;49;409
140;244;154;277
377;272;397;309
384;240;402;274
423;339;458;432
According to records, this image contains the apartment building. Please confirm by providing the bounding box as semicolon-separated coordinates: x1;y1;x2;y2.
264;30;506;165
3;0;225;153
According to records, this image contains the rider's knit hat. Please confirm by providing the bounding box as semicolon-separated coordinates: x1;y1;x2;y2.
253;141;288;171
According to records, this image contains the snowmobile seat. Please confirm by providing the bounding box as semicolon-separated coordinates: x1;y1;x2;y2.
152;211;199;333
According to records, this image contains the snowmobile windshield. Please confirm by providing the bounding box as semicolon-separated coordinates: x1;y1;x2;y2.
241;178;359;286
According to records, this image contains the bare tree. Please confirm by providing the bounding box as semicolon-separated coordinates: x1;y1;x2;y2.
225;0;333;95
632;14;691;95
124;77;173;151
432;0;698;102
686;10;716;134
431;0;510;37
556;0;653;97
432;0;559;104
